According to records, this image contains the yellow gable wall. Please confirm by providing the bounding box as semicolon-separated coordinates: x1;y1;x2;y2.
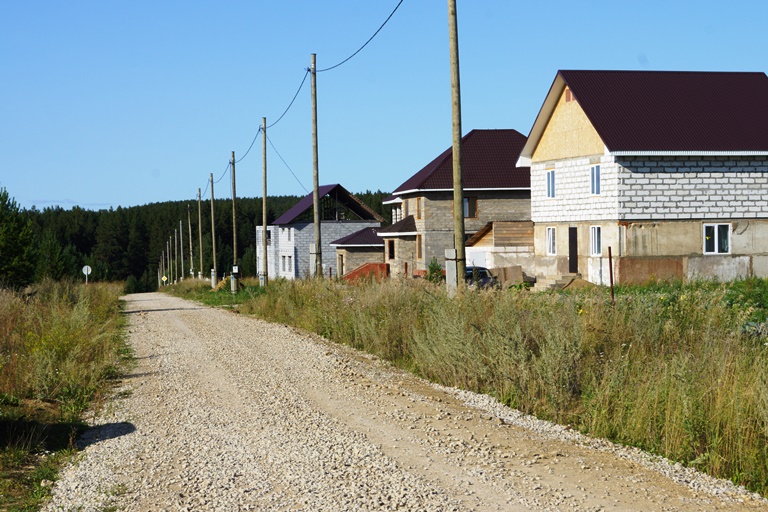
531;88;605;163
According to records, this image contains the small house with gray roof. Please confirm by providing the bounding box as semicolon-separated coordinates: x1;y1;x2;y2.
517;70;768;285
256;184;384;279
380;129;532;277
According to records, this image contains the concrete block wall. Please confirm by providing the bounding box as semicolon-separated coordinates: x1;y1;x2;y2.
531;155;618;223
617;156;768;220
292;221;381;279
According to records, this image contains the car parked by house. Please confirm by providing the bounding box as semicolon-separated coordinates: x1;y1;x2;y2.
465;266;498;288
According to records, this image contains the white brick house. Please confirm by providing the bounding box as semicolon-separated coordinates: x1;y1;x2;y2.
256;184;383;280
517;70;768;284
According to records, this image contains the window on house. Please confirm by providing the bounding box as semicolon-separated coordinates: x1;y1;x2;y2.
266;229;272;244
591;165;601;195
546;227;556;256
546;170;556;198
416;197;423;220
288;256;293;272
590;226;602;256
281;255;286;272
388;240;395;260
463;197;477;218
565;87;576;102
704;224;730;254
416;234;423;260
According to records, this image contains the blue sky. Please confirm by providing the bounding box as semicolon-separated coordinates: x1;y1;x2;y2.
2;0;766;210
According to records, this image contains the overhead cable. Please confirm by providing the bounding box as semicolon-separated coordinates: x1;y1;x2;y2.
235;126;262;164
266;134;309;193
316;0;404;72
267;69;311;129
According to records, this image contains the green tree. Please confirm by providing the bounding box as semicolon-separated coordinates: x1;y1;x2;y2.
0;188;34;288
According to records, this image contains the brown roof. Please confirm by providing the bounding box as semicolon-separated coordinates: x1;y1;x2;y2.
377;215;417;236
330;227;383;247
522;70;768;159
392;129;530;195
273;184;385;225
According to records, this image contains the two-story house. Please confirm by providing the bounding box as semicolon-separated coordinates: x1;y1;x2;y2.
379;129;531;277
256;184;384;279
517;70;768;285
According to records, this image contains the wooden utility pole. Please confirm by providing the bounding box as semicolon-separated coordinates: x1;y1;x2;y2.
231;151;238;270
187;205;194;278
261;117;268;286
448;0;466;292
311;53;322;277
179;220;184;280
210;173;218;286
161;251;165;285
197;188;203;279
174;228;179;282
167;239;171;283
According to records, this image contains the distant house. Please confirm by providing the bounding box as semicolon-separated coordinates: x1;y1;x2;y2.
256;184;384;279
517;70;768;285
379;129;532;277
330;227;384;277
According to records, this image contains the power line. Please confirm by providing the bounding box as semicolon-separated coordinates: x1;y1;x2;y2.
266;134;309;194
235;127;262;164
213;162;230;185
267;69;310;129
317;0;404;73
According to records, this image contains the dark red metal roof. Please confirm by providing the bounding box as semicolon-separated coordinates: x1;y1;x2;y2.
392;129;530;194
559;70;768;152
330;227;383;247
378;215;417;235
273;184;384;225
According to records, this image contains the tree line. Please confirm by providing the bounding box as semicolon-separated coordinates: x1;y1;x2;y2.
0;188;391;291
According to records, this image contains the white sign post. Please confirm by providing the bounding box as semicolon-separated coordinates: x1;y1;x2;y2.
82;265;92;285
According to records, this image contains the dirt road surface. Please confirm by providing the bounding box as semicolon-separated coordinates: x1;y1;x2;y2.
45;293;767;511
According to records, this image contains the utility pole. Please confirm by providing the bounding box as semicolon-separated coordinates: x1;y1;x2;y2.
179;220;184;280
187;205;194;278
210;172;218;287
231;151;238;293
197;188;203;279
174;228;179;283
261;116;268;287
311;53;322;277
448;0;466;294
167;238;172;283
160;251;165;286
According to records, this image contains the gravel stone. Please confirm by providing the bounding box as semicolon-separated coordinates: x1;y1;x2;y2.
43;293;768;511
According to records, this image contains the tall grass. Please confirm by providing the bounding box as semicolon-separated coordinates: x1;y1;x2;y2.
170;277;768;495
0;280;126;509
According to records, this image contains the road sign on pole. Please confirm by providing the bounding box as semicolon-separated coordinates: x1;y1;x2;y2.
82;265;92;285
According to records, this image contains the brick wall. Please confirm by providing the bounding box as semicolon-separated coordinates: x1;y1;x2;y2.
617;156;768;220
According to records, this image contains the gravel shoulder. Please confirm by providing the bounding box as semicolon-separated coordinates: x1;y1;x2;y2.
44;292;768;511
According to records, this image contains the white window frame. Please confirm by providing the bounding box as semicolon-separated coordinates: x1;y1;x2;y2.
590;165;601;195
590;225;602;256
703;224;731;254
546;227;556;256
546;170;556;198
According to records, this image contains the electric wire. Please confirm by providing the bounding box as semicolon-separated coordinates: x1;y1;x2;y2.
213;162;230;185
234;126;262;164
266;134;309;193
267;69;310;129
316;0;404;73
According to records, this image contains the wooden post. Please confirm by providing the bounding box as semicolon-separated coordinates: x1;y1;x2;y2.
231;151;238;269
197;188;203;279
210;173;217;287
448;0;466;293
187;205;194;277
311;53;322;277
262;117;269;286
179;220;184;280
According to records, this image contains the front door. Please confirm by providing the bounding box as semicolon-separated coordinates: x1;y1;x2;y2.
568;227;578;274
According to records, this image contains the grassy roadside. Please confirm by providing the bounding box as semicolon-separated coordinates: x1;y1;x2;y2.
0;280;129;511
169;276;768;496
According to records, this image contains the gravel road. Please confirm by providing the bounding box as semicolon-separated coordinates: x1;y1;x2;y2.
44;292;768;511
